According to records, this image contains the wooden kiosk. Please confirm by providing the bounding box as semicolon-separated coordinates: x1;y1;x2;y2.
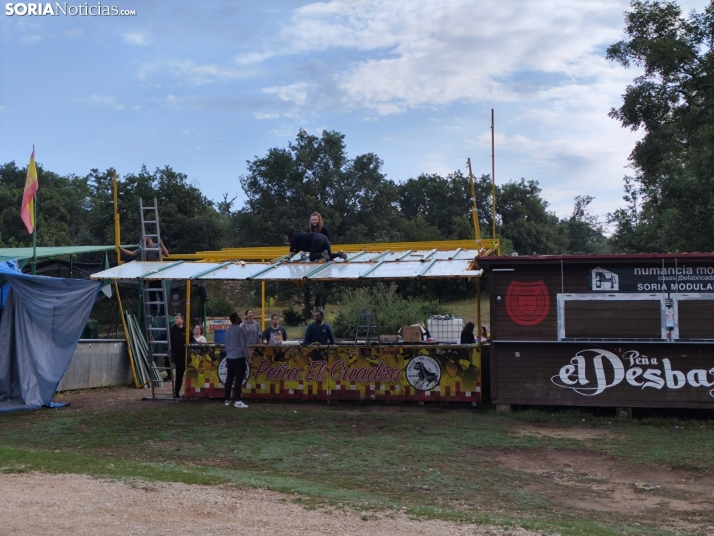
92;245;492;404
478;253;714;410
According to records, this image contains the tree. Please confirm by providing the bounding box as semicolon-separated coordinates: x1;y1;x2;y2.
564;195;610;254
396;171;494;241
0;162;230;254
0;161;91;247
87;165;231;254
236;129;401;246
497;179;568;255
607;0;714;252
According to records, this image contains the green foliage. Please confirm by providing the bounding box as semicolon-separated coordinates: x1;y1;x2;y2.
564;195;610;254
1;130;606;258
497;179;568;255
396;171;485;240
331;284;449;337
282;306;305;326
606;1;714;252
237;129;401;245
205;297;235;317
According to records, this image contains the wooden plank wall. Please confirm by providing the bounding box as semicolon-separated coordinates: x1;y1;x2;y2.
564;301;661;339
491;342;714;408
679;301;714;339
491;264;585;341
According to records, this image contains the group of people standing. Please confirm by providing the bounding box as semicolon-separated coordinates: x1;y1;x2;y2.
460;322;489;344
169;309;291;407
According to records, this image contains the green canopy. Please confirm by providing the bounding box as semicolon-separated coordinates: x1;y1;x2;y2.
0;245;121;263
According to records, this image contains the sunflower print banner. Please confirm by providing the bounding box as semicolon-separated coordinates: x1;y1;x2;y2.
184;344;481;403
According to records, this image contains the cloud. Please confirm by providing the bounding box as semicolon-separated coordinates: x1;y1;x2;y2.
88;94;125;110
230;0;648;217
124;32;150;46
262;82;309;107
22;35;42;44
138;59;255;85
237;0;630;117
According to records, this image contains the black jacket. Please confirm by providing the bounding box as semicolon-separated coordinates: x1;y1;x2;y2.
170;324;186;360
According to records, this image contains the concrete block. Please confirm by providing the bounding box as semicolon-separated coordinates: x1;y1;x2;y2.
58;340;132;391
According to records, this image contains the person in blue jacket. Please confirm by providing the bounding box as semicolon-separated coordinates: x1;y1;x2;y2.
302;310;335;345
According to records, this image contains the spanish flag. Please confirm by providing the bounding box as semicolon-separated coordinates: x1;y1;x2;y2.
21;146;38;234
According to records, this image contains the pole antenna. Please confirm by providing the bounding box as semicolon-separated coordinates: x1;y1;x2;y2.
467;158;482;242
491;109;500;255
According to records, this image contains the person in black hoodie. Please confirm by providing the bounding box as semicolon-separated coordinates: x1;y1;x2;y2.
169;313;187;398
284;227;347;261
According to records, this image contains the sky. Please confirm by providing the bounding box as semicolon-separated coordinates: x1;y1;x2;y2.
0;0;708;222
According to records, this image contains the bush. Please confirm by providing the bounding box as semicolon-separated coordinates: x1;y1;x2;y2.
206;297;236;317
331;284;451;338
282;306;305;326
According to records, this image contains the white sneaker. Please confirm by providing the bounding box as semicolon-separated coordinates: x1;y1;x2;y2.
224;400;231;406
234;401;249;409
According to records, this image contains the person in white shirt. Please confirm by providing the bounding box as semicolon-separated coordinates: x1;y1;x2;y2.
192;325;207;343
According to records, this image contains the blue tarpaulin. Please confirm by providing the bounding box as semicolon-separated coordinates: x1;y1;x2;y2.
0;263;100;411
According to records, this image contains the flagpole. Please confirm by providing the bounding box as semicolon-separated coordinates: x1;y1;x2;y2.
31;194;37;275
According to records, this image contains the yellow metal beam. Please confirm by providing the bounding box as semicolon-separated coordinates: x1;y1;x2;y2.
167;239;500;261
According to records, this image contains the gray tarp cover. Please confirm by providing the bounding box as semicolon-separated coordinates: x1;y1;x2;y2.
0;263;100;410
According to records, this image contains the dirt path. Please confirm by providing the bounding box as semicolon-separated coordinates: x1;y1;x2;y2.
0;472;540;536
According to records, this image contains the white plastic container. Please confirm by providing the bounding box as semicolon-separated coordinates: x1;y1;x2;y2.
427;315;464;344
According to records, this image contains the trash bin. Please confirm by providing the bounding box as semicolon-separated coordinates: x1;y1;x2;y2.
214;329;226;344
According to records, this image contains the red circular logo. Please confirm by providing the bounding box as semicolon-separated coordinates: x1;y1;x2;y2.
505;280;550;326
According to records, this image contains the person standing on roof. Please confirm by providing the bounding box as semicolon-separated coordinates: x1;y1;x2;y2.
284;227;347;262
307;212;329;240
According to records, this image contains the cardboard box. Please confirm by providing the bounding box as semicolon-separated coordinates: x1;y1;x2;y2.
400;326;423;343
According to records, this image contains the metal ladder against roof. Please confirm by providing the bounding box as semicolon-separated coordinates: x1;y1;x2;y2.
139;197;175;402
354;308;379;345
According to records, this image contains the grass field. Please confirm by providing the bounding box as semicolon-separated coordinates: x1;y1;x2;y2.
2;389;713;535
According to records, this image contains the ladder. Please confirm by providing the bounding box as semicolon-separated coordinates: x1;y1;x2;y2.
139;197;175;401
354;308;379;345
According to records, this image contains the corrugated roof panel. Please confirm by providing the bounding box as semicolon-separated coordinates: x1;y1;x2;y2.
92;261;162;279
196;262;272;280
367;262;423;279
142;262;204;280
453;249;480;260
423;260;480;278
91;257;484;281
251;263;316;280
305;262;380;279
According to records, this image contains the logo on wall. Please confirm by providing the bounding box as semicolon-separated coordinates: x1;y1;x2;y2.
405;356;441;391
218;358;250;386
505;280;550;326
591;267;618;291
551;349;714;398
